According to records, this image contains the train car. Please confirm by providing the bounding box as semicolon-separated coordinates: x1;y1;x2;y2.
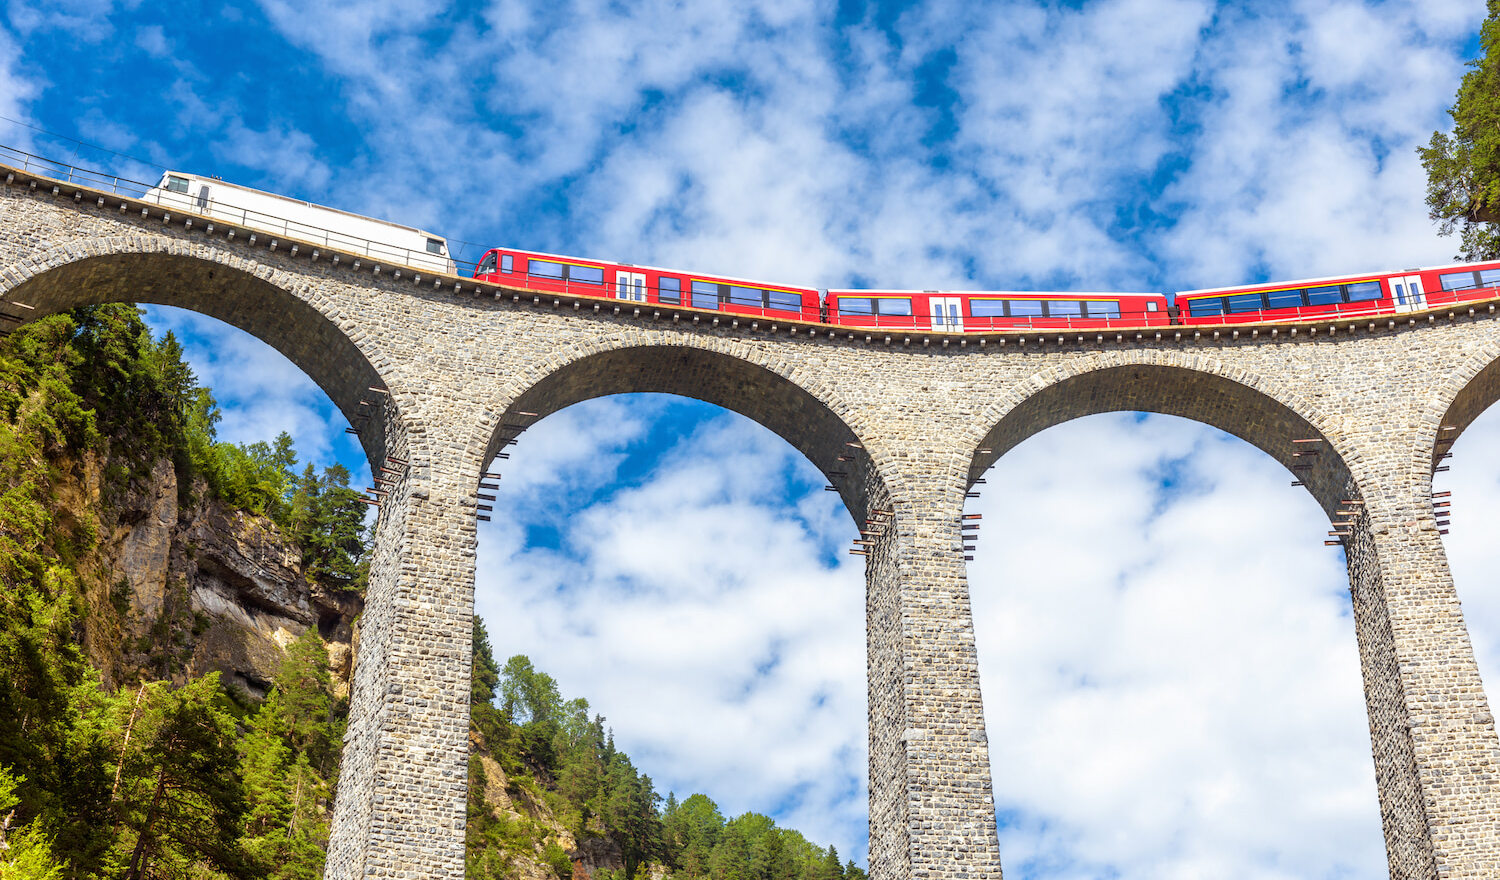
824;289;1171;332
142;171;456;274
472;246;821;322
1176;258;1500;326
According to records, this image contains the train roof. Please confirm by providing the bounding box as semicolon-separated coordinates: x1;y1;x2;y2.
157;170;448;241
1178;258;1500;296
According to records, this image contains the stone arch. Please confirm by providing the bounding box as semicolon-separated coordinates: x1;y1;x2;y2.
967;351;1356;517
0;236;398;468
466;335;896;519
1426;335;1500;480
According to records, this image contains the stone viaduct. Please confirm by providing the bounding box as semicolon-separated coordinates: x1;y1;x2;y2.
2;159;1498;880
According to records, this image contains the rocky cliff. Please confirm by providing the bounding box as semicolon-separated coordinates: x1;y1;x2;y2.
66;448;361;699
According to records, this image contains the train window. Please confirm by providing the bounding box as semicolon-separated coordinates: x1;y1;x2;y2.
529;259;566;279
477;253;498;274
1346;281;1382;301
659;276;681;304
1440;272;1474;290
426;238;445;255
728;286;764;307
165;175;190;194
1305;285;1342;305
1049;300;1084;317
572;265;604;285
1188;298;1224;316
838;298;875;316
1007;300;1044;316
877;298;913;316
692;281;720;310
969;299;1006;317
1226;293;1263;313
1085;301;1121;319
501;254;513;273
1482;269;1500;287
768;289;802;312
1266;289;1303;309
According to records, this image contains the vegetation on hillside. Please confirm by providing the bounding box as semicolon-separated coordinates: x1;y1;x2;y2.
0;306;360;878
0;304;868;879
467;620;868;880
1421;0;1500;259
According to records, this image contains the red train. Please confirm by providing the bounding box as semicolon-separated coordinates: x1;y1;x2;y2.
473;246;1500;333
824;289;1170;331
474;246;820;323
1178;259;1500;326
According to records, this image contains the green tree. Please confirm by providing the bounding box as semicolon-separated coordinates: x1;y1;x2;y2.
471;617;502;707
663;793;724;876
500;655;563;726
0;764;64;880
113;674;247;880
1421;0;1500;259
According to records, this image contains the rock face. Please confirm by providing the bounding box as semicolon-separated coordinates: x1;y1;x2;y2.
76;451;361;698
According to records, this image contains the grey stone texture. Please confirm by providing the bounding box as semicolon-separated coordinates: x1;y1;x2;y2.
3;163;1500;880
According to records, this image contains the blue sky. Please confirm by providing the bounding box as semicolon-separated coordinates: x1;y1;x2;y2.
6;0;1500;876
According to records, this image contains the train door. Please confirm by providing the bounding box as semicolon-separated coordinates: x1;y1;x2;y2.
1391;274;1426;313
931;296;963;331
617;271;647;302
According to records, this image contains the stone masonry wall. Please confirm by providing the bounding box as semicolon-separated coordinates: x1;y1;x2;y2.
5;164;1500;879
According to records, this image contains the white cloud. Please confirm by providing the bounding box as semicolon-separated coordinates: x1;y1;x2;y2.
969;413;1383;879
0;24;38;152
1439;405;1500;707
476;399;868;857
139;306;369;479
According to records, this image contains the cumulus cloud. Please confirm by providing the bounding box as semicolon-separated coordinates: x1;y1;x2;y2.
970;413;1382;879
140;306;369;478
475;398;868;858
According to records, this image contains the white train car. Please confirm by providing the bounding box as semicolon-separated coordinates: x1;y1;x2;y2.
143;171;455;274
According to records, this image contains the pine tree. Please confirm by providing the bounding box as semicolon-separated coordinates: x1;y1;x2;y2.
1421;0;1500;259
113;674;247;880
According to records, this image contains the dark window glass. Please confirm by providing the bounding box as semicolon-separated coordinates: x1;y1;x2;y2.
838;297;875;316
1007;300;1044;317
1480;269;1500;287
571;265;604;285
478;253;498;274
529;259;565;279
426;238;445;255
969;299;1006;317
165;175;190;193
1188;298;1224;316
501;254;513;273
768;289;803;312
1440;272;1474;291
877;298;913;316
1346;281;1382;301
1048;300;1083;317
1305;285;1343;305
1266;289;1303;309
692;281;720;310
658;276;681;304
1084;301;1121;319
728;285;764;307
1226;292;1264;313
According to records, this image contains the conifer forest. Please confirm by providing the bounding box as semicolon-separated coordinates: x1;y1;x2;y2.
0;305;865;880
